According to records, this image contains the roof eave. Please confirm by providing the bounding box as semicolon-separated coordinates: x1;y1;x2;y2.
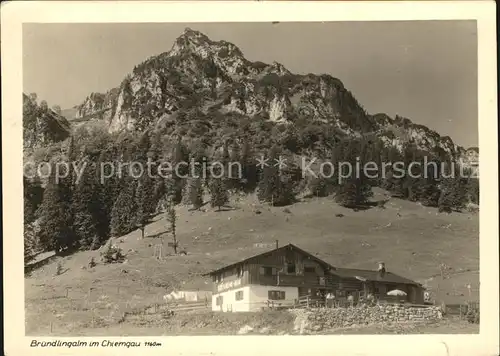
202;243;336;277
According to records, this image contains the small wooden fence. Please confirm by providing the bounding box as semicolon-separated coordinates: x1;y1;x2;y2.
296;295;438;309
297;294;380;309
443;302;479;320
147;300;210;314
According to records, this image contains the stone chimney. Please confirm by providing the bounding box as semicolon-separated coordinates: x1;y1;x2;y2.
378;262;386;278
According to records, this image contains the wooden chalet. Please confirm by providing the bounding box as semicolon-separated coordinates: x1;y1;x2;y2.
204;243;425;312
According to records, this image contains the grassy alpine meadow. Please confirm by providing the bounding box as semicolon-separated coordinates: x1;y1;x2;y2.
25;189;479;335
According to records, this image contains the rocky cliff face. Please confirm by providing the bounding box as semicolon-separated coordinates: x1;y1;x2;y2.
23;93;71;149
69;27;477;163
74;89;119;124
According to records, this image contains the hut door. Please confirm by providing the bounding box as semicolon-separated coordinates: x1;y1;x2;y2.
298;287;310;297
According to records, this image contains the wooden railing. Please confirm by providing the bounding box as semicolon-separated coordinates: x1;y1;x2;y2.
270;274;344;288
295;294;426;309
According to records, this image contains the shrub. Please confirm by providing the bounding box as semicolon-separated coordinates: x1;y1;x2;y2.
100;244;125;264
466;303;480;324
55;261;63;276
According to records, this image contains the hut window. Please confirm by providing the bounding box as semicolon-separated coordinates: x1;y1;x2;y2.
268;290;286;300
235;290;244;301
216;296;223;306
286;263;296;274
304;266;315;273
260;266;274;276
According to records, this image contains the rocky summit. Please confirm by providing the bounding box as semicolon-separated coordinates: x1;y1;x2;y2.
38;28;477;165
23;93;71;149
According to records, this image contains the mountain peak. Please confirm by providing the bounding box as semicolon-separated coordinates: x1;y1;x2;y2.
171;28;213;51
169;28;244;62
178;27;210;43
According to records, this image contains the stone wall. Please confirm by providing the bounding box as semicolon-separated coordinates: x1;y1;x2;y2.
291;304;443;334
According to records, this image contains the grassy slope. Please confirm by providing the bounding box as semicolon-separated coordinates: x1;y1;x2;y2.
25;189;479;335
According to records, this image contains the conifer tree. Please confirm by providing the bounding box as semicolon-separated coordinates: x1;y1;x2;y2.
209;168;229;211
416;157;441;207
187;175;204;209
37;166;75;253
24;176;43;225
24;175;42;264
258;145;280;204
225;141;241;191
184;141;207;208
239;140;257;192
382;146;407;198
438;179;454;213
438;165;468;213
466;175;479;205
335;139;373;208
72;158;105;249
257;145;295;206
221;141;230;164
308;176;329;197
98;145;121;230
110;177;138;236
166;201;178;253
171;137;189;204
135;173;156;239
24;222;38;266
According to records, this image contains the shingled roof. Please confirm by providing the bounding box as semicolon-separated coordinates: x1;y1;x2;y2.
203;243;336;276
203;243;420;286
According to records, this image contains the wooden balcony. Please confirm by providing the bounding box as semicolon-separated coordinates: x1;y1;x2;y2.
268;274;343;288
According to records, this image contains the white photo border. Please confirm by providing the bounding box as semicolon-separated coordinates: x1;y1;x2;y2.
2;1;498;355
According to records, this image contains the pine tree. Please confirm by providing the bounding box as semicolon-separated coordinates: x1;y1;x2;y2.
438;179;454;213
210;175;229;211
134;130;151;162
257;145;295;206
221;141;230;165
225;141;241;191
438;166;468;213
135;173;156;239
308;176;329;197
97;145;121;233
184;141;206;208
24;176;43;225
258;145;280;204
166;202;178;253
187;175;204;209
466;177;479;205
110;178;138;236
272;172;296;206
37;167;75;253
72;158;104;249
415;157;441;207
239;140;257;192
382;146;407;198
335;139;373;209
171;137;189;204
24;222;38;266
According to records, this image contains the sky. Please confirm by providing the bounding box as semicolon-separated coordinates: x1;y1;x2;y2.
23;21;478;147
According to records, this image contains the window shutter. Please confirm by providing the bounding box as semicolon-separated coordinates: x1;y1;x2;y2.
272;267;277;276
260;267;265;275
